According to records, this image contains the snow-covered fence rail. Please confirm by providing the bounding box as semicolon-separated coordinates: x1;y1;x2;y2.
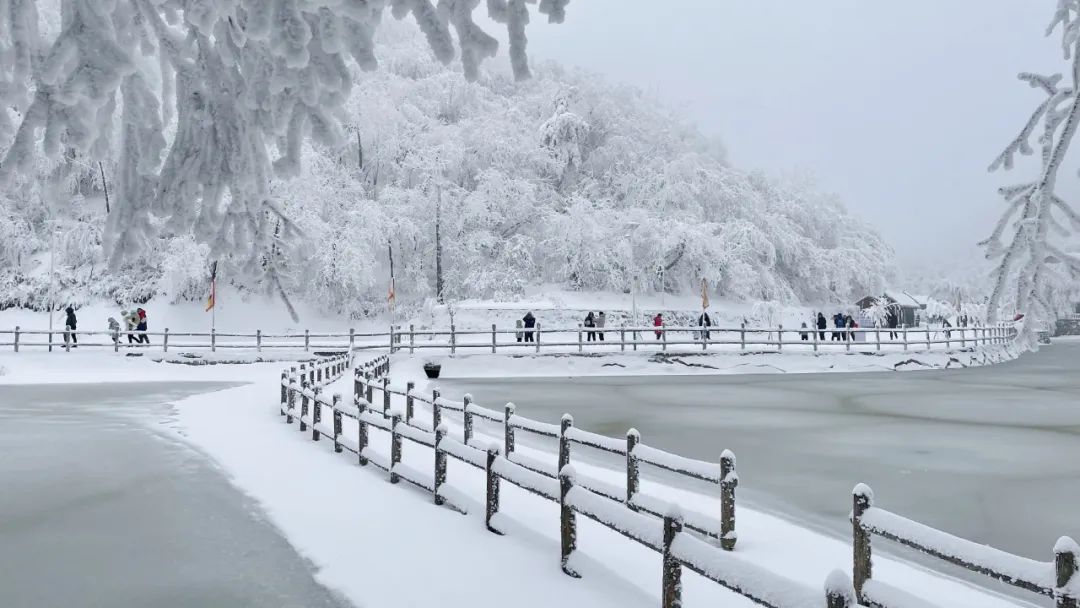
278;357;855;608
0;327;397;353
1;321;1017;355
278;353;352;428
850;484;1078;608
368;373;739;548
395;322;1018;355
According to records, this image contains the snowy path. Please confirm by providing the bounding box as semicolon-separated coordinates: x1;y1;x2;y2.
0;382;351;608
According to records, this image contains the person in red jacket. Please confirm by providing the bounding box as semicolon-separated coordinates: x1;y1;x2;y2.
653;313;664;340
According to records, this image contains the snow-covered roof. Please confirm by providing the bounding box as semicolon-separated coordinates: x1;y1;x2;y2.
882;290;927;308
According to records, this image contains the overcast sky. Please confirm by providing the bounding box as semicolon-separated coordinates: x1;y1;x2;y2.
497;1;1070;267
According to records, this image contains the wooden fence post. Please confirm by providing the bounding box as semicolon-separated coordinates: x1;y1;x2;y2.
349;327;355;351
902;324;908;351
662;512;684;608
162;328;168;352
406;381;415;424
309;365;315;386
299;381;310;433
353;369;361;406
559;465;579;577
279;372;288;415
960;327;966;349
626;428;640;510
620;327;626;352
813;325;819;352
492;323;497;353
333;395;343;453
317;365;323;384
926;326;931;351
485;446;502;534
434;424;447;506
409;324;415;354
504;403;516;456
286;367;297;424
578;324;583;352
661;322;667;351
312;388;322;441
875;327;881;351
389;325;395;353
740;322;746;350
365;375;373;405
852;484;873;603
720;450;738;550
304;329;310;352
450;324;456;355
825;571;857;608
13;326;18;352
390;414;402;483
559;414;573;473
211;328;216;352
778;324;783;352
463;394;474;445
1056;537;1079;608
432;388;442;435
382;377;390;417
357;399;368;466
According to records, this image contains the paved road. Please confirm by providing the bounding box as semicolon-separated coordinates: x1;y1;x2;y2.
437;342;1080;563
0;382;350;608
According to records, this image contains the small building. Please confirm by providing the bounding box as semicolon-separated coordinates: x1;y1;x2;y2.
855;290;927;327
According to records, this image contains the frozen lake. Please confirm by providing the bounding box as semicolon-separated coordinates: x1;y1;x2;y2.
437;342;1080;563
0;382;350;608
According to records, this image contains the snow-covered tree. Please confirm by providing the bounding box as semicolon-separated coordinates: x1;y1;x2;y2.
983;1;1080;347
0;0;569;291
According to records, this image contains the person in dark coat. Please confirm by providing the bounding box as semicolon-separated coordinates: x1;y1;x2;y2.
800;322;809;340
816;312;827;341
584;311;596;342
887;309;899;340
832;313;844;341
697;311;712;340
522;311;536;342
136;308;150;344
64;306;78;347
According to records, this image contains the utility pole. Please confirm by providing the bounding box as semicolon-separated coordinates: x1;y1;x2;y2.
436;187;444;303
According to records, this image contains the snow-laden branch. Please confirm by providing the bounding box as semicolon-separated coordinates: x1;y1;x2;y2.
0;0;568;285
984;1;1080;348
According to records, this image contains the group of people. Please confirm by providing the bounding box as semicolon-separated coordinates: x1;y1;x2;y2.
583;311;608;341
809;312;861;342
57;306;148;347
515;311;538;342
107;308;150;345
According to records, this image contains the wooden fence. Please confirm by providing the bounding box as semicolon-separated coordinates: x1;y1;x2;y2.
0;322;1018;355
281;355;849;608
278;354;1077;608
851;484;1078;608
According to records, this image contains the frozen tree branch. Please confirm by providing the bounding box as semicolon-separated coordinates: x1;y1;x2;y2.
984;0;1080;348
0;0;568;285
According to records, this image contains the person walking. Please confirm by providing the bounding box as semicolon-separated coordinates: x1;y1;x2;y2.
887;309;899;340
522;311;536;343
136;308;150;344
596;311;606;341
846;315;857;342
817;312;827;341
124;310;139;344
108;317;121;346
697;310;712;341
515;318;523;343
653;313;664;340
584;311;596;342
832;312;843;341
63;307;78;348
